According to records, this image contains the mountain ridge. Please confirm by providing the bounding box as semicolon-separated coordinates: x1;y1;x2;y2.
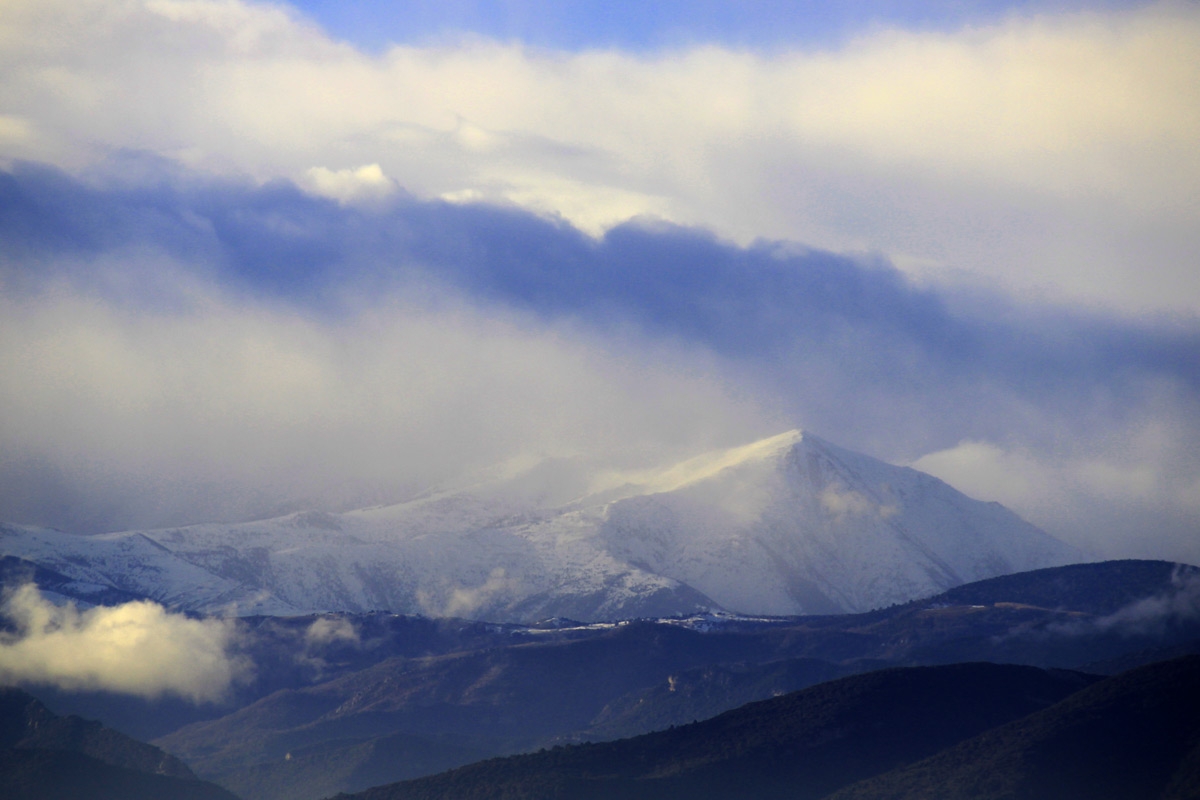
0;430;1080;621
331;661;1103;800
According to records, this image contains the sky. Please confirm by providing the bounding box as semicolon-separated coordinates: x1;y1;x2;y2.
0;0;1198;565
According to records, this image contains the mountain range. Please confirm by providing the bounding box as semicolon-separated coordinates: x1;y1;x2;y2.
4;559;1198;800
149;559;1199;800
343;656;1200;800
0;430;1080;620
5;430;1195;799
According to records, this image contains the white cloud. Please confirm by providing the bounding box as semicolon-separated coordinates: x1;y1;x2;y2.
2;0;1197;311
815;483;900;522
819;485;878;519
0;585;248;701
912;425;1200;565
303;616;358;647
419;567;519;619
301;163;397;204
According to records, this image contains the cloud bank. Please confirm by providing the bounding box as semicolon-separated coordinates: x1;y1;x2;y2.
1;0;1198;311
0;585;248;702
0;163;1197;563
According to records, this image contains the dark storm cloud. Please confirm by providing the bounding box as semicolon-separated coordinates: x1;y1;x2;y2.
5;159;1194;441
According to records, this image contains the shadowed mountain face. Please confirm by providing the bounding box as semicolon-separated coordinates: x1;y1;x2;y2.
0;688;239;800
0;687;195;778
829;655;1200;800
0;430;1080;621
336;662;1101;800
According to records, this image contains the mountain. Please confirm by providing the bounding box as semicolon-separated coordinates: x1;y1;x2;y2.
154;621;799;793
330;656;1200;800
830;655;1200;799
331;662;1100;800
147;560;1199;800
0;687;239;800
0;430;1080;620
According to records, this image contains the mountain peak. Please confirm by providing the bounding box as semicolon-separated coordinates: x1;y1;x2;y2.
590;429;805;498
0;430;1081;621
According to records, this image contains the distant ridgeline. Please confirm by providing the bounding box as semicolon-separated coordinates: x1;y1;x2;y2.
0;560;1197;799
0;559;1187;800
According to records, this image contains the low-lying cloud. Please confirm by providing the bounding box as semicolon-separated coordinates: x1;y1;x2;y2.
913;429;1200;564
1086;566;1200;636
417;567;520;620
1043;565;1200;639
0;585;249;702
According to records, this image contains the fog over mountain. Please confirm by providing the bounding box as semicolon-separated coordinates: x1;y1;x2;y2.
0;431;1079;622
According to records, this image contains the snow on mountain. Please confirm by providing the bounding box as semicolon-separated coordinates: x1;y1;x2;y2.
0;431;1081;621
592;431;1079;615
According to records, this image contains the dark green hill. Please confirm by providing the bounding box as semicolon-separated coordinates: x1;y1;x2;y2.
337;662;1097;800
829;655;1200;800
0;687;240;800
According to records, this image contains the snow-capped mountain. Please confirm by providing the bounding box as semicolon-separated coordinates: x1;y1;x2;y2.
0;431;1081;621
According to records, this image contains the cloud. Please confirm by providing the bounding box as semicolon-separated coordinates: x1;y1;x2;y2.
0;585;248;702
1083;565;1200;636
304;616;358;647
1;0;1197;311
0;161;1197;566
912;425;1200;564
300;163;398;205
289;615;360;677
0;173;778;532
819;486;890;520
419;567;519;619
0;278;770;531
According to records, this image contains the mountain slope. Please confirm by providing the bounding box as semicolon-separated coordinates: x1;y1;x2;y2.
75;560;1200;800
0;687;239;800
594;431;1078;615
0;431;1080;620
155;622;794;781
335;662;1098;800
829;655;1200;800
0;749;242;800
